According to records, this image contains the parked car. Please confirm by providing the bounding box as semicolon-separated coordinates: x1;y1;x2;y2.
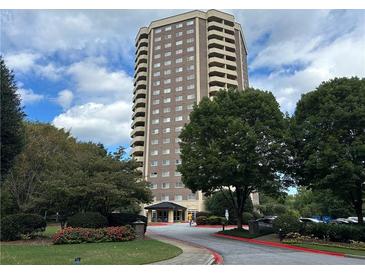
330;218;350;224
299;217;323;224
346;217;365;224
256;216;277;229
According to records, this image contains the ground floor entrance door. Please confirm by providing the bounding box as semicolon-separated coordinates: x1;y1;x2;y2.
173;210;185;222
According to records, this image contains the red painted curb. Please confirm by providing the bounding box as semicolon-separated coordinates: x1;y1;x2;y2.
214;233;345;257
146;231;224;264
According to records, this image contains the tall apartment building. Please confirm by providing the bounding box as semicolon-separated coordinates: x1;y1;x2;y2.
131;10;250;222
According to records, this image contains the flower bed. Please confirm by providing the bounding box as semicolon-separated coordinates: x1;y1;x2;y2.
52;226;135;244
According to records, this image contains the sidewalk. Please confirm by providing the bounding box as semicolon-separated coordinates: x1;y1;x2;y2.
147;233;221;265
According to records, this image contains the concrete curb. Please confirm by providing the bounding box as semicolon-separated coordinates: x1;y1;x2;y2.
147;231;224;264
214;233;347;257
345;254;365;260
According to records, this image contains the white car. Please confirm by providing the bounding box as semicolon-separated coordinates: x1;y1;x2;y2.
346;217;365;224
299;218;323;223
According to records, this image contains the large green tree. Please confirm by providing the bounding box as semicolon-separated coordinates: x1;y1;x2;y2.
3;122;152;220
178;89;291;229
291;77;365;224
0;56;25;181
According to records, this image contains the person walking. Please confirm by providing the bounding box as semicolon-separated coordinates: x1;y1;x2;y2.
188;213;193;227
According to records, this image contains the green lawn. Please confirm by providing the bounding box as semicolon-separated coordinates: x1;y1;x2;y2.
41;224;61;238
218;228;271;239
0;239;182;265
291;243;365;257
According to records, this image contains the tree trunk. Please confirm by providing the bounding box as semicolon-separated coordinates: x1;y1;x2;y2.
236;212;243;230
355;200;363;225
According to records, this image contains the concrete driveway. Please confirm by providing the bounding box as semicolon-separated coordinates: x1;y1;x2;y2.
147;223;365;265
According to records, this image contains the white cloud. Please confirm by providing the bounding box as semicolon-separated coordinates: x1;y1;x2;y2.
56;89;74;109
52;101;132;146
4;52;40;73
17;88;44;105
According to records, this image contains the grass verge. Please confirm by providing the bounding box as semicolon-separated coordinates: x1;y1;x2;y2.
289;242;365;257
0;238;182;265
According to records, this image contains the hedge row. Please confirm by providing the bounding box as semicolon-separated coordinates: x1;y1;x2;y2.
1;214;46;241
196;215;227;225
52;226;136;244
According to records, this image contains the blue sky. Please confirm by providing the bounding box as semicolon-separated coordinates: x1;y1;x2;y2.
1;9;365;154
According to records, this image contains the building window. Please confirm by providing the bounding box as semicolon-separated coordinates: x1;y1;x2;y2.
152;109;159;114
163;138;170;144
188;193;196;200
176;23;183;29
165;34;171;39
187;20;194;26
164;79;171;84
151;150;158;156
163;127;171;133
164;88;171;94
165;25;172;31
162;159;170;166
155;45;161;50
175;182;184;188
153;81;160;87
164;60;171;66
155;28;162;34
175;147;181;153
176;159;182;165
154;54;161;59
176;95;183;101
187;46;194;52
153;63;160;68
175;127;183;133
176;49;183;55
154;36;161;42
162;171;170;177
151;160;158;166
162;149;170;155
187;94;195;100
164;69;171;75
164;51;171;57
176;40;183;46
175;116;183;121
187;104;194;110
174;171;181;176
176;31;183;37
153;99;160;105
187;74;195;80
175;195;183;201
176;76;183;82
187;65;194;71
152;90;160;96
187;84;195;90
153;71;160;77
152;129;159;134
163;117;171;123
175;105;183;111
176;86;183;92
163;107;171;113
186;29;194;34
162;182;170;189
163;98;171;103
161;195;169;201
175;138;181;143
187;56;194;61
164;43;171;48
176;67;183;73
150;183;157;189
151;139;159;145
176;57;183;64
150;172;157;178
187;38;194;43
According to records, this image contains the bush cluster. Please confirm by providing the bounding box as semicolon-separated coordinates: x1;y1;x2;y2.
52;225;135;244
1;213;46;241
195;211;211;218
107;213;147;226
67;212;108;228
303;223;365;243
272;213;303;235
242;212;254;225
196;215;226;225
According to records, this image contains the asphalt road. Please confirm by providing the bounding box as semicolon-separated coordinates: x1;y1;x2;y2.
147;223;365;265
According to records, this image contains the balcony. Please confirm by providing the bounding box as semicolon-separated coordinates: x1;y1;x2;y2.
209;76;238;87
209;66;237;78
136;38;148;50
135;54;148;69
207;21;234;32
208;56;236;68
132;107;146;119
133;89;146;101
134;156;144;164
131;136;145;146
136;46;148;61
208;30;235;41
134;71;147;83
131;126;145;137
132;116;146;128
132;98;146;110
134;63;147;77
134;79;147;89
132;146;144;156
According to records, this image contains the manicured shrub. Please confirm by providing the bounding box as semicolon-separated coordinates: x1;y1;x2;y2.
242;212;254;225
0;213;46;241
107;213;147;226
52;225;135;245
196;216;208;225
196;211;211;218
252;211;263;220
207;216;226;225
67;212;108;228
273;213;302;235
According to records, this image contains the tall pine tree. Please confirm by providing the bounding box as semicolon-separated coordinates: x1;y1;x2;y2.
0;56;25;182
